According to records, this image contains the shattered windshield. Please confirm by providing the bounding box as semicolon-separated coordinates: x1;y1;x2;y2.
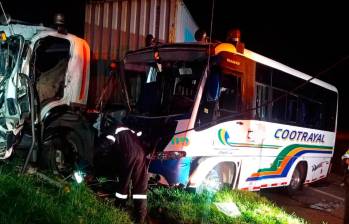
125;60;206;117
0;34;22;113
0;34;21;80
0;34;24;159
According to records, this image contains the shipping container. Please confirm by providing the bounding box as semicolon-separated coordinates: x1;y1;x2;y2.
84;0;198;106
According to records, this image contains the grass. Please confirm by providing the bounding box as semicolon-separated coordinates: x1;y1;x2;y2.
0;162;132;224
0;161;307;224
148;187;308;224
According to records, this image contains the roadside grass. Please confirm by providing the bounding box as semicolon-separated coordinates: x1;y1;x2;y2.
148;187;308;224
1;161;307;224
0;162;131;224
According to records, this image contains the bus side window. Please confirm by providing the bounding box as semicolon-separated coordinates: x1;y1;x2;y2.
272;89;286;121
256;84;270;120
298;98;322;128
298;100;307;124
286;95;298;123
218;74;241;117
307;101;322;128
195;70;221;128
206;71;220;102
321;91;337;131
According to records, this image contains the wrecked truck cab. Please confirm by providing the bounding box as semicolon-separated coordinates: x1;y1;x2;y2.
0;32;26;159
0;23;94;177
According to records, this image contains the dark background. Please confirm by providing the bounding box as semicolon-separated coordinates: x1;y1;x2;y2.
3;0;349;132
2;1;86;37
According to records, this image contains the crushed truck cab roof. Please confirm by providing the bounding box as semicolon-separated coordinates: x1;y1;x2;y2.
0;24;54;40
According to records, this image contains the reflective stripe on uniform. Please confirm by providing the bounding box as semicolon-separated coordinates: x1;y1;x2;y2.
115;127;130;135
115;127;137;135
132;194;147;199
114;127;142;137
106;135;116;142
115;192;128;199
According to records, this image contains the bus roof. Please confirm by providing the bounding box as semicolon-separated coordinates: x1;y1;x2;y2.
243;49;337;93
124;42;337;93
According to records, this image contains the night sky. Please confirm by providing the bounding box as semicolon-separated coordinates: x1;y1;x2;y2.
2;0;349;131
2;0;85;37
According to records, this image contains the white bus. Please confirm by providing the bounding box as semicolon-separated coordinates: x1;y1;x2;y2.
121;41;338;193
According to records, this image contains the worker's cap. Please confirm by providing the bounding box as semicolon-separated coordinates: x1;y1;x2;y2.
54;13;65;25
194;28;207;41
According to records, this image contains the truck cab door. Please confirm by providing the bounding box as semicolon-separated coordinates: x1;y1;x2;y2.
30;36;70;107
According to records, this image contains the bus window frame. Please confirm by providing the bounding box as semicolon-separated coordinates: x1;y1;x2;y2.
254;62;337;131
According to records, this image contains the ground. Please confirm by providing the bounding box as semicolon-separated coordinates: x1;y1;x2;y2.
261;172;345;224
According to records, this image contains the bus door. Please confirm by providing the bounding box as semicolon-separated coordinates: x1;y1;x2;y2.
195;52;256;154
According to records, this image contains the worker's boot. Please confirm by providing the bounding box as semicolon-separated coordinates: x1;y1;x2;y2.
133;199;147;224
114;198;127;209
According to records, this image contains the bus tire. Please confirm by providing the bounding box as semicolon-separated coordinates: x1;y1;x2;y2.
286;163;306;195
197;162;236;193
40;128;84;178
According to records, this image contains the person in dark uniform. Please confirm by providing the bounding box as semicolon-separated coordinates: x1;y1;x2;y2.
225;28;245;53
145;34;156;47
95;123;148;224
342;149;349;224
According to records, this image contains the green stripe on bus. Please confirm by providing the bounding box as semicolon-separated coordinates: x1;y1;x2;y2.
257;144;333;173
218;129;226;145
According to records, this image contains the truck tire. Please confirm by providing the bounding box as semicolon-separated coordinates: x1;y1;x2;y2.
40;129;84;177
286;163;306;195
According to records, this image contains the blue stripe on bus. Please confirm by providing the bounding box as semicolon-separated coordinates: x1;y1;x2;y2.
246;150;332;181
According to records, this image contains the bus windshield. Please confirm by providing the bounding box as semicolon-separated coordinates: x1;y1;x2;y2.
125;60;206;117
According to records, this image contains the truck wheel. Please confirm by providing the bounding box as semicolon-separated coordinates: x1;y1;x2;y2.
40;129;83;177
286;163;306;195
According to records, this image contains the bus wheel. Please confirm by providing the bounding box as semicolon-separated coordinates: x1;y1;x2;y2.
286;163;306;195
197;163;235;193
40;129;83;178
